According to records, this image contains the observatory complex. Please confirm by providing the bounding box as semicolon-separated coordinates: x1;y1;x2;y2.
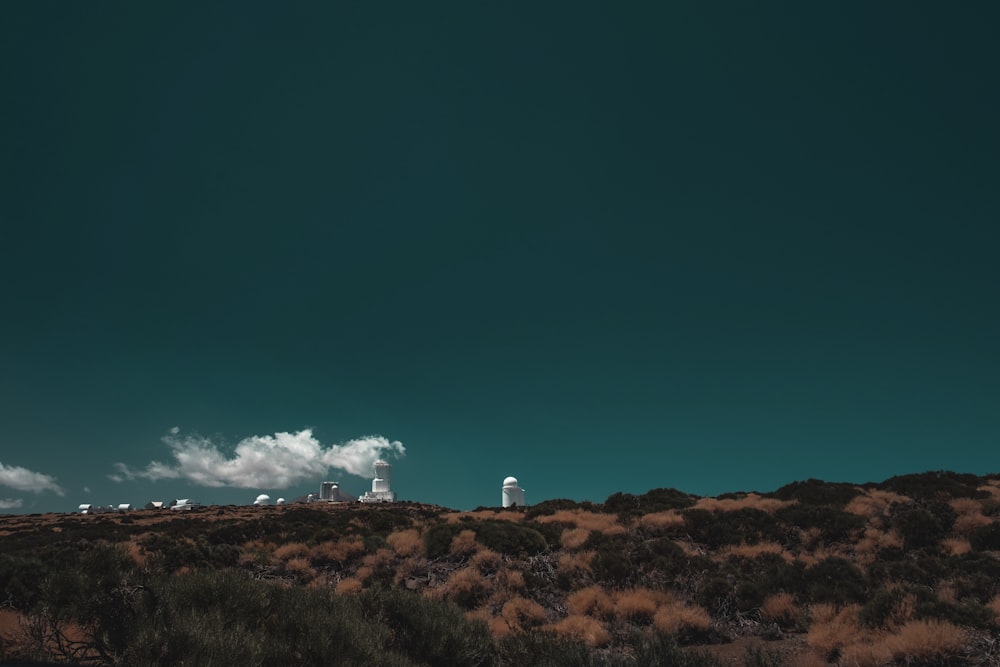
502;476;526;508
359;460;396;503
319;481;354;502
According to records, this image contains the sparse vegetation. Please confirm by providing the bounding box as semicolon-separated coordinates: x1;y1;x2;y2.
1;472;998;665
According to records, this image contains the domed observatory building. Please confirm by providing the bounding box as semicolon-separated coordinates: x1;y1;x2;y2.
502;476;526;508
359;460;397;503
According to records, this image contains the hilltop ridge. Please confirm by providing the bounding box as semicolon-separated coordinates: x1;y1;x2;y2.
1;470;999;665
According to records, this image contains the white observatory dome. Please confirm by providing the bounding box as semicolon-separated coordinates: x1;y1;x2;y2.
253;494;271;505
501;476;525;508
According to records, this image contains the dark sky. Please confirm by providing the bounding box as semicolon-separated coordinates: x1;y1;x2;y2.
1;2;997;512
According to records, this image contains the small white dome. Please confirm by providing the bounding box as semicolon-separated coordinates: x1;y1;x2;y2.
503;476;519;487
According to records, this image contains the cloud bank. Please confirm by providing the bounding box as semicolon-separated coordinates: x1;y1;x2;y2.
0;462;65;496
0;498;24;510
113;429;405;489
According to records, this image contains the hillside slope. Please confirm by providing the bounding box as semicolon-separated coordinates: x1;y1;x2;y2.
2;471;999;666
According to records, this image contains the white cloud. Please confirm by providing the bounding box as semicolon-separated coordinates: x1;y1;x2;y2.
114;429;405;489
0;462;65;496
0;498;24;510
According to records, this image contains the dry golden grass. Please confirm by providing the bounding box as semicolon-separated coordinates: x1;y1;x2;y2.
536;510;625;535
639;510;685;531
470;548;502;573
549;615;611;648
692;493;794;514
273;542;310;561
760;593;798;625
881;619;967;662
718;541;791;562
557;551;594;576
492;568;526;596
977;483;1000;501
844;489;909;524
805;604;862;656
651;601;712;635
386;529;423;557
309;538;366;564
954;512;993;534
675;540;705;557
560;527;592;550
790;652;833;667
432;567;485;604
443;510;523;523
838;640;893;667
942;537;973;556
566;585;614;618
852;528;904;567
124;539;146;566
501;596;548;631
284;557;316;582
449;529;480;557
335;577;363;595
794;545;852;568
612;588;660;622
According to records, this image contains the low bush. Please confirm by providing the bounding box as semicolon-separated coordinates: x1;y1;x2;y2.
682;508;784;547
769;479;862;507
803;557;867;604
774;504;863;544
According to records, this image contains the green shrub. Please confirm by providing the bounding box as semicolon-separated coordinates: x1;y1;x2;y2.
891;501;956;550
769;479;862;507
604;488;697;519
633;538;689;577
774;504;863;544
682;508;784;547
360;586;495;667
879;471;989;500
424;521;548;559
524;498;599;520
860;584;996;630
970;522;1000;551
803;557;867;604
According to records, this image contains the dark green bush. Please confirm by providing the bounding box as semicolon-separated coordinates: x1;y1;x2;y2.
424;521;548;559
879;471;989;500
804;557;867;604
867;548;946;588
633;538;689;577
891;501;956;550
524;498;599;520
604;488;697;519
682;508;784;547
591;548;633;586
360;586;494;667
970;522;1000;551
860;584;996;630
769;479;862;507
774;505;863;544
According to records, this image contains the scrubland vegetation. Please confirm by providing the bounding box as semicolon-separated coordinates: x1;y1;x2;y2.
2;471;1000;665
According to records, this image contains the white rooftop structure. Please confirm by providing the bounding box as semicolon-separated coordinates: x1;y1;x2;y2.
359;460;396;503
502;476;526;508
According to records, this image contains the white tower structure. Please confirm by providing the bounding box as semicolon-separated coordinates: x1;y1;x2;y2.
502;476;526;508
360;460;396;503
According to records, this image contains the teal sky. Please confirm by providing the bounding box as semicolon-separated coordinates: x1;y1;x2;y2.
1;3;997;513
